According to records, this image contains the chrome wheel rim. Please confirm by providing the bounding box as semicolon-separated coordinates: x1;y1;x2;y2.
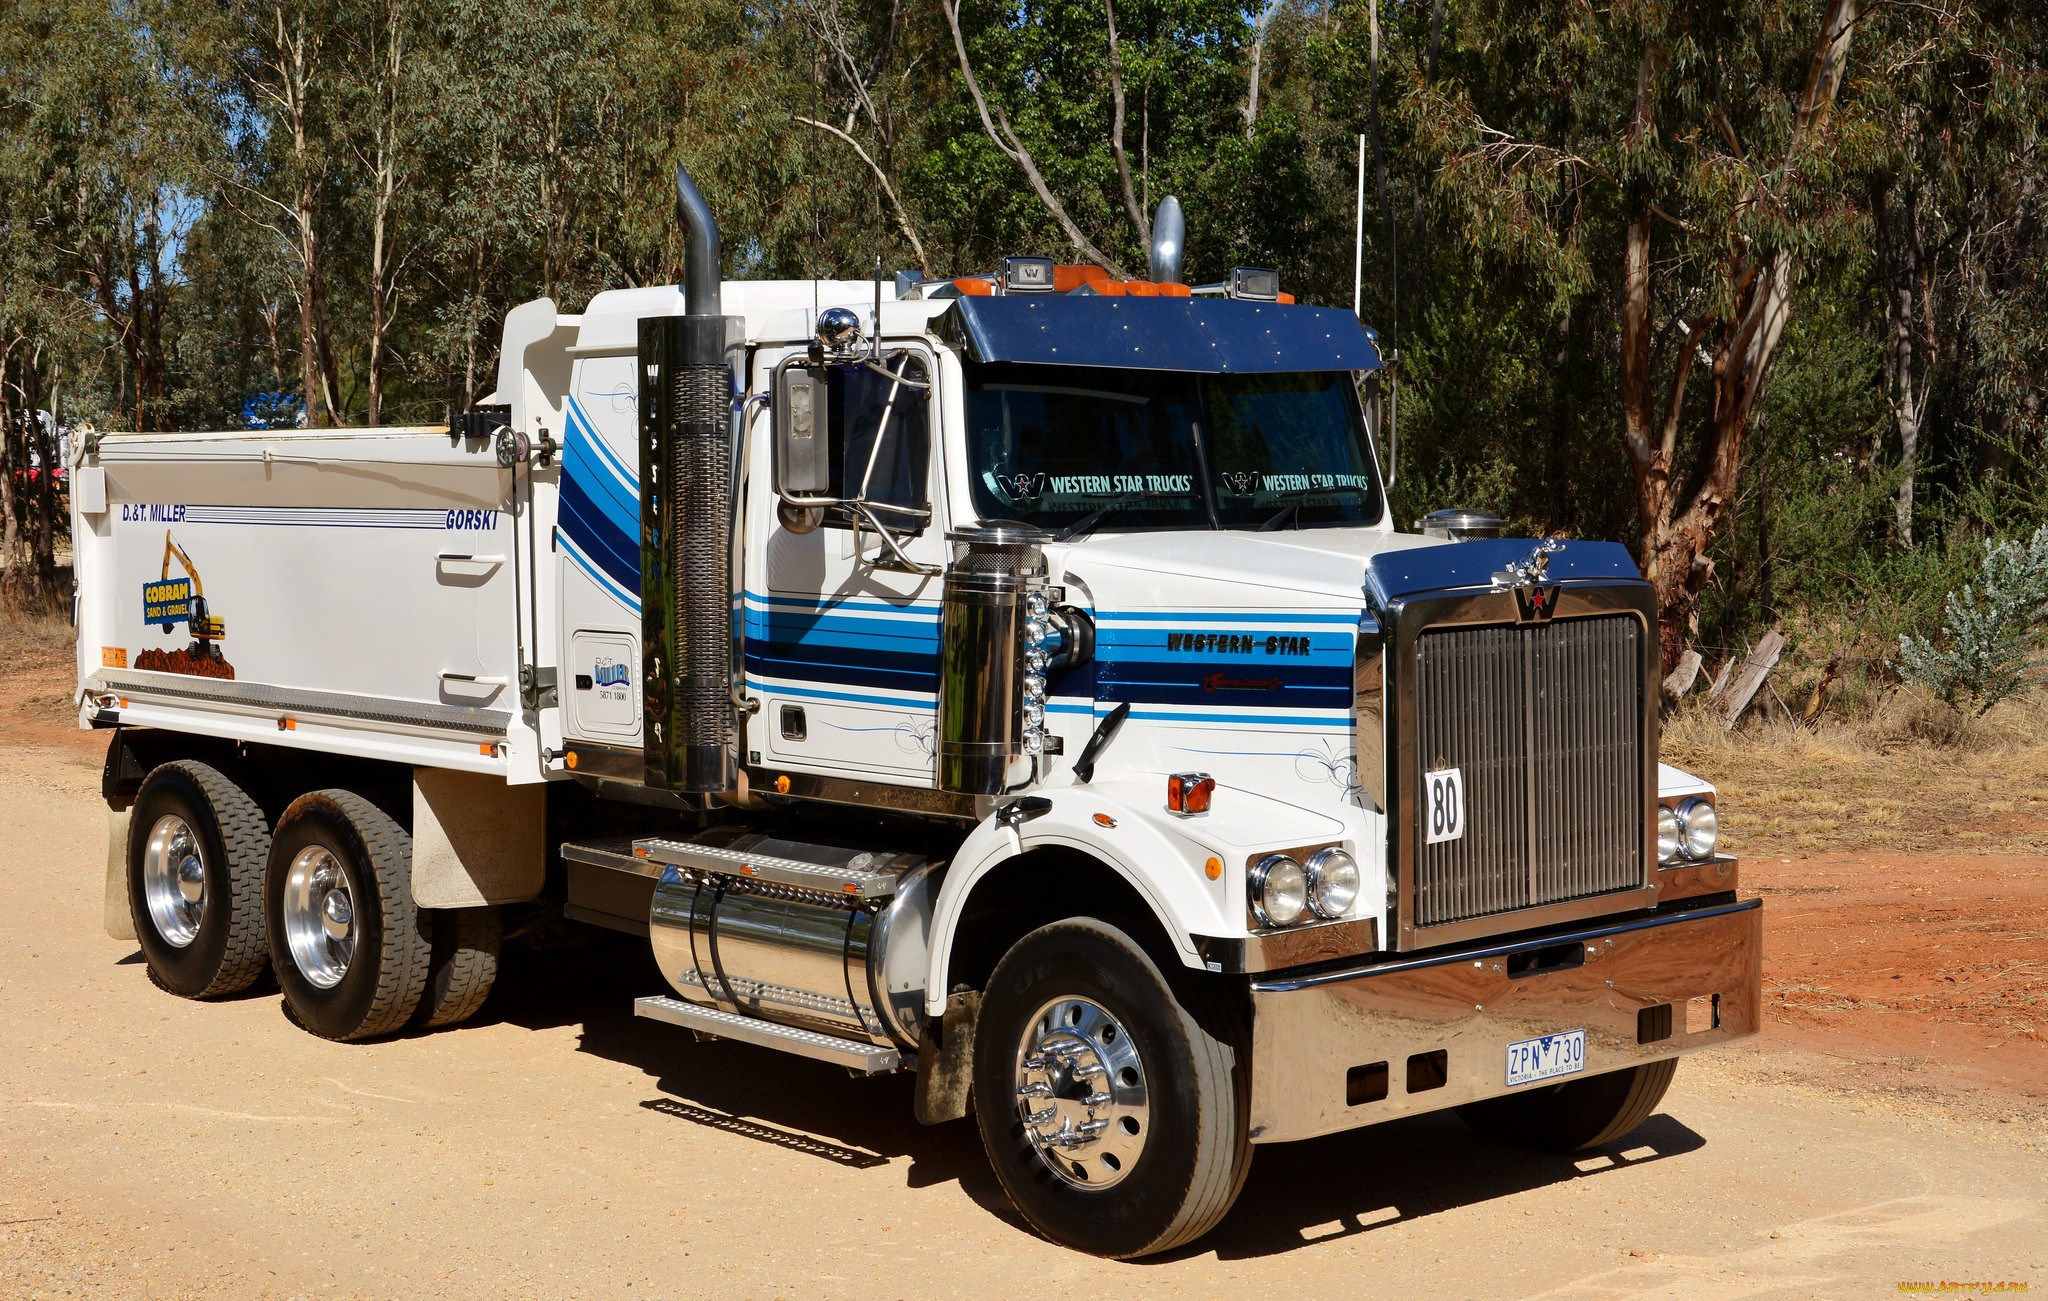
282;846;356;989
1013;996;1150;1190
142;815;206;948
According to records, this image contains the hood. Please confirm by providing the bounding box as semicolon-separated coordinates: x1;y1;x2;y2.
1051;527;1441;611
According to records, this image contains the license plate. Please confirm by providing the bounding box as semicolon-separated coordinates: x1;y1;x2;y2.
1505;1028;1586;1087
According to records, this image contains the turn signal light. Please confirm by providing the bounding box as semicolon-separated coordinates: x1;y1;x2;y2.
1167;772;1215;815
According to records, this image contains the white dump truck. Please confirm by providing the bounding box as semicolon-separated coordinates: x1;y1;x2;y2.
72;168;1758;1258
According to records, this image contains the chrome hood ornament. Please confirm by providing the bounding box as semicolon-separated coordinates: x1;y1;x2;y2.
1493;538;1562;588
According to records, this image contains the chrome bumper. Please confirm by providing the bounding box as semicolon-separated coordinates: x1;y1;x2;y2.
1246;898;1761;1144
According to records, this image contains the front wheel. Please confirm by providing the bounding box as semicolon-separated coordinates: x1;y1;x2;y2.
973;919;1251;1259
1455;1058;1678;1153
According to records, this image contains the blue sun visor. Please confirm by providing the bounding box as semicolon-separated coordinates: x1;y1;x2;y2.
936;295;1383;374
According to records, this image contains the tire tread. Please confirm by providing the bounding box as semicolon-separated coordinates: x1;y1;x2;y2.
133;761;271;998
413;907;501;1029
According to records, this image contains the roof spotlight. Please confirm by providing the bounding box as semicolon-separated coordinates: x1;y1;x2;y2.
1001;257;1056;294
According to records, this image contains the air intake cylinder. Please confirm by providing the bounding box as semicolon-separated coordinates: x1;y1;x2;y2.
937;524;1050;794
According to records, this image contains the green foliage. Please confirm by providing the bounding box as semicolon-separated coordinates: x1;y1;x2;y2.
0;0;2041;664
1899;526;2048;716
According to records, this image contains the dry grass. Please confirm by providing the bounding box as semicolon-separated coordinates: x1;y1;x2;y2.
0;607;75;672
1663;687;2048;857
0;608;78;728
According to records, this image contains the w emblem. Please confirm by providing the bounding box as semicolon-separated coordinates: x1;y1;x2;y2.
1221;471;1260;496
998;471;1045;501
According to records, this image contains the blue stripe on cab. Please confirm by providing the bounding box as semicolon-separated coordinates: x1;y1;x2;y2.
560;398;642;590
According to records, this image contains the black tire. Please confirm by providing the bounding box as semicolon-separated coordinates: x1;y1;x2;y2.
1455;1058;1678;1153
973;919;1251;1259
412;906;501;1029
264;790;429;1041
127;761;271;998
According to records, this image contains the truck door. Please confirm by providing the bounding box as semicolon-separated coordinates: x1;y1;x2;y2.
750;348;946;786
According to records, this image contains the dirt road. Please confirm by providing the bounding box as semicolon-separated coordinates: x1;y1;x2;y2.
3;740;2045;1300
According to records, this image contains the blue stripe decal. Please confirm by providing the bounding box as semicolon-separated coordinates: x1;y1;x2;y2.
562;532;640;613
745;591;941;621
168;505;469;530
746;678;937;711
746;646;937;692
1097;610;1362;624
560;397;642;592
559;475;640;590
1128;709;1351;726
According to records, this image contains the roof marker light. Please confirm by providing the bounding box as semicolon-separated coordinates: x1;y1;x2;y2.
1167;772;1215;815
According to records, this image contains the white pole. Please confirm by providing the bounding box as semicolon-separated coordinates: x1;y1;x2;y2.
1352;133;1366;319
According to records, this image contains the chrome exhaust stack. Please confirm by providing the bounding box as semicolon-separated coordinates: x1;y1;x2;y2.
641;165;745;793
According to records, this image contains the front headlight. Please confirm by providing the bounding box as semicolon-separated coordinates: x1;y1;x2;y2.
1305;847;1359;919
1657;805;1683;864
1250;854;1308;927
1677;797;1719;859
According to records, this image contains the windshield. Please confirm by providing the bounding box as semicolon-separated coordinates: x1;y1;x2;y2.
964;362;1383;533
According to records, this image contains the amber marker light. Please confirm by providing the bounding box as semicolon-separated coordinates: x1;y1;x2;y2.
1205;857;1223;880
1093;812;1117;828
775;774;792;794
1166;772;1216;815
565;750;579;769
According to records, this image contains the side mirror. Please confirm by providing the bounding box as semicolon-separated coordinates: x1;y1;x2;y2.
774;364;830;533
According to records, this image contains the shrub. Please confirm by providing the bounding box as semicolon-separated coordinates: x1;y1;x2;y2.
1897;525;2048;716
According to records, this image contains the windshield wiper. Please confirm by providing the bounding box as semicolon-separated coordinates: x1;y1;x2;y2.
1053;490;1175;543
1257;483;1375;532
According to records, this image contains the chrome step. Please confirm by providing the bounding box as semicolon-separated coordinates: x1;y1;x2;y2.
634;996;901;1075
560;836;652;876
630;832;921;901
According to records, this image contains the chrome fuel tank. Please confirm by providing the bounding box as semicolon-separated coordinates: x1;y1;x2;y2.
647;835;941;1051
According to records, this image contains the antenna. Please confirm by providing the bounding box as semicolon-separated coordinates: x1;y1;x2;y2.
1385;179;1399;492
872;251;883;360
1352;133;1365;319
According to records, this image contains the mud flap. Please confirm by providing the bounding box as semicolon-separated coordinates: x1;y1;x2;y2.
914;990;980;1124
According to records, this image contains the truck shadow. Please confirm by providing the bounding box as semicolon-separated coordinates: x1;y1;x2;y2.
479;929;1030;1226
1168;1109;1706;1263
478;932;1708;1258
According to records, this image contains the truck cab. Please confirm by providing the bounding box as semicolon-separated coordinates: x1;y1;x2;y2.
76;172;1758;1260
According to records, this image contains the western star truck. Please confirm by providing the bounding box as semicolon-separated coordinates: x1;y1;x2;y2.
72;168;1759;1258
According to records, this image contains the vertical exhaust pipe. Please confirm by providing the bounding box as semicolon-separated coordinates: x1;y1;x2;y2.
641;164;743;793
1148;196;1186;284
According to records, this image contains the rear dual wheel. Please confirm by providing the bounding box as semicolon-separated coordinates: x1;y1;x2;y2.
263;790;501;1041
127;761;271;998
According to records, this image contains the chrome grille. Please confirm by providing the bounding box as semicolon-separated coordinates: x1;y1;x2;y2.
1412;614;1643;928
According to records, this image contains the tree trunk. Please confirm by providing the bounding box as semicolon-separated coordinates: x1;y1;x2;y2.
1619;0;1861;670
0;333;20;602
1876;135;1935;546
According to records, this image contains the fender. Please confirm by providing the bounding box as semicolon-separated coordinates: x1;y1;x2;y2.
923;778;1354;1016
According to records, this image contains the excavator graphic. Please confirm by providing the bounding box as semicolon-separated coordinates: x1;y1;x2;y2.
138;532;234;678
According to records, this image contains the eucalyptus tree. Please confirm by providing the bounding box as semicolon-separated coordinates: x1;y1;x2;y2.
1400;0;1869;667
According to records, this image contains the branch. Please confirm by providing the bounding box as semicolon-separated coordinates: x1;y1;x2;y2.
793;114;930;275
1106;0;1148;243
939;0;1130;277
1659;308;1714;464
